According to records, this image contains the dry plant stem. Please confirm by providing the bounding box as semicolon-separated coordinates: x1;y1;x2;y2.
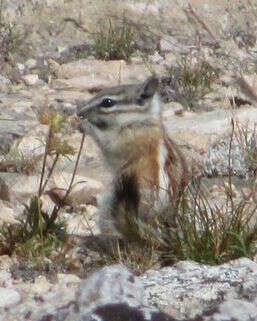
187;4;217;43
82;210;95;237
118;62;122;85
41;154;59;193
38;127;53;197
62;17;89;33
47;133;85;228
227;118;235;212
64;132;85;200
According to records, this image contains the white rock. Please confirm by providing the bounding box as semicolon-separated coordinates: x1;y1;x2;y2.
53;59;164;91
0;288;20;307
30;276;52;294
216;300;257;321
160;35;185;53
141;259;257;319
0;201;19;224
16;134;45;158
8;175;40;198
25;59;37;70
16;63;25;73
0;75;11;92
149;51;164;64
22;74;41;86
57;273;80;283
164;52;177;66
0;271;13;287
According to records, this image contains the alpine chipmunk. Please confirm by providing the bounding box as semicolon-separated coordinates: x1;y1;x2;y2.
77;77;189;236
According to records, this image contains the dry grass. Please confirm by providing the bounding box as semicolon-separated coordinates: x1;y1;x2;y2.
0;147;40;175
234;120;257;176
0;0;27;62
92;17;135;61
161;57;219;108
104;239;158;275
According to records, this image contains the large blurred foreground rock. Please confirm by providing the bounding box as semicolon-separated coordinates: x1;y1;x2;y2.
1;259;257;320
0;265;169;321
142;258;257;320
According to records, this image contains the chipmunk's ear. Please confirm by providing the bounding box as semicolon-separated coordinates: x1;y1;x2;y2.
139;76;159;100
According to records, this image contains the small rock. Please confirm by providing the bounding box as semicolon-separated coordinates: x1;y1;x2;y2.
46;0;63;6
53;59;164;91
0;201;19;224
160;35;186;53
164;52;177;66
68;179;104;206
214;300;257;321
4;174;40;199
149;51;164;64
50;101;77;115
0;271;13;287
30;276;52;295
16;134;45;158
0;256;16;272
57;273;80;284
25;59;37;70
57;46;68;54
45;180;101;207
16;63;25;74
50;174;104;201
22;74;41;86
0;74;11;92
204;136;248;177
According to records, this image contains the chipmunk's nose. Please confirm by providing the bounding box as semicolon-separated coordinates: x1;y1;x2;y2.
76;100;90;119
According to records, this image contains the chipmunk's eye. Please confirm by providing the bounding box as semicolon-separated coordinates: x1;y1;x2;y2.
100;98;116;108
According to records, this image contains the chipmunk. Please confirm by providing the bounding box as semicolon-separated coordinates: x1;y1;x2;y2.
77;77;189;236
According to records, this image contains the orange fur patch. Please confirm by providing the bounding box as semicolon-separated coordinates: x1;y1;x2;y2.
120;127;160;192
117;126;189;206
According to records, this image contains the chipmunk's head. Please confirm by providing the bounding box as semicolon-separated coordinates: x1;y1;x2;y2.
77;77;159;135
76;77;160;166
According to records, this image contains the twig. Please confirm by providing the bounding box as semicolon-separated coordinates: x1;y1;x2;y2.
41;154;59;193
186;4;218;44
46;133;85;228
82;209;95;237
118;62;122;85
63;132;85;201
63;17;89;33
38;127;52;197
227;118;235;211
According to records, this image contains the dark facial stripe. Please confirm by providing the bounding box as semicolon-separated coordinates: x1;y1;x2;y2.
97;106;149;115
89;119;108;129
119;120;158;133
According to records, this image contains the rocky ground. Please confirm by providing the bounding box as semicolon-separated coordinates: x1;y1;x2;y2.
1;0;257;320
